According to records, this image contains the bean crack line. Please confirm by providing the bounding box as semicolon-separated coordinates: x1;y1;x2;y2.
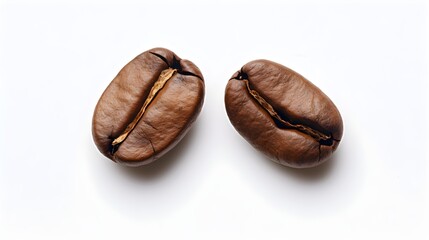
241;78;333;145
111;68;177;149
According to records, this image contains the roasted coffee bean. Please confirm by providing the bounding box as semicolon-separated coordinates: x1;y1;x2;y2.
225;60;343;168
92;48;204;166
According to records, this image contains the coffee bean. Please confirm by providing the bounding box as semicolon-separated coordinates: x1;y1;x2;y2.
225;60;343;168
92;48;204;166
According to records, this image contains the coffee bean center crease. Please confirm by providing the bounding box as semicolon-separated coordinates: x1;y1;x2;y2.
235;74;333;146
111;68;177;150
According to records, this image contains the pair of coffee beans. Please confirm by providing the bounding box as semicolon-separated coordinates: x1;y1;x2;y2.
92;48;343;168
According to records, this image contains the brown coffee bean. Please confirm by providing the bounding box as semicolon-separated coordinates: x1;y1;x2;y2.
225;60;343;168
92;48;204;166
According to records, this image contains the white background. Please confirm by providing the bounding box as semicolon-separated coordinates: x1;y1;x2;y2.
0;0;428;239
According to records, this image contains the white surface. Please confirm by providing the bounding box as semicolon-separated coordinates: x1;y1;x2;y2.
1;1;428;239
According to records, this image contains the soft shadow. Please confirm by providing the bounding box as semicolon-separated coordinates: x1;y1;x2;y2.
115;122;200;181
263;146;345;182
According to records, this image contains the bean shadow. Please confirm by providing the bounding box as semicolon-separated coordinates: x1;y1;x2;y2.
252;144;346;183
243;133;361;215
86;121;204;219
274;148;342;181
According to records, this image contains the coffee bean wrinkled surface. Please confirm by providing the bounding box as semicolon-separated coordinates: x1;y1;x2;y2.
92;48;204;166
225;60;343;168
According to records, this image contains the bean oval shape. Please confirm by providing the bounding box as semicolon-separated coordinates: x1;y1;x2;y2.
92;48;204;166
225;60;343;168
